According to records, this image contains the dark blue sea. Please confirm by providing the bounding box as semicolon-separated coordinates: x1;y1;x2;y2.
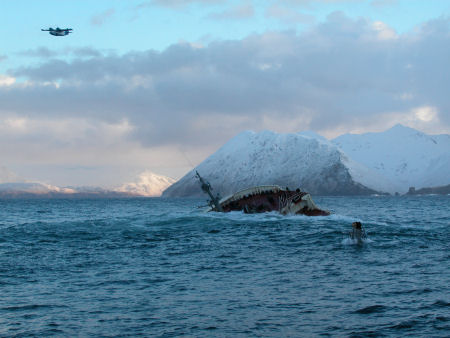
0;196;449;337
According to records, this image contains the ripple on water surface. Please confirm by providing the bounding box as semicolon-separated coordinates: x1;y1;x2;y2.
0;196;449;336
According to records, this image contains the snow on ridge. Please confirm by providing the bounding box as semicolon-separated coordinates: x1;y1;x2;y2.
0;182;76;194
115;170;176;197
202;130;340;184
341;154;399;194
163;130;391;197
297;130;330;143
0;165;174;197
0;166;77;194
332;124;450;192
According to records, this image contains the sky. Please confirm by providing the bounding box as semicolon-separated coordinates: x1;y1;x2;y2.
0;0;449;186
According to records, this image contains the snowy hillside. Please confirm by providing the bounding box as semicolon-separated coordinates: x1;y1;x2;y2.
0;166;174;197
163;130;393;197
332;124;450;192
0;182;76;194
0;166;75;194
115;171;176;197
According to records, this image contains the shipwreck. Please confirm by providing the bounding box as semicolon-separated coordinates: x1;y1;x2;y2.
195;171;330;216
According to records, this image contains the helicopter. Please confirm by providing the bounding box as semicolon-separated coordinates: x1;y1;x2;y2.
41;27;73;36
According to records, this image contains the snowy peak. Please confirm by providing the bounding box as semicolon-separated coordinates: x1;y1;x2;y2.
163;130;391;197
115;171;175;197
0;166;175;198
164;125;449;197
386;123;422;135
384;124;442;147
332;124;450;192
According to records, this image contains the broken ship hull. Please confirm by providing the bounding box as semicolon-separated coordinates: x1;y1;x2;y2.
216;185;330;216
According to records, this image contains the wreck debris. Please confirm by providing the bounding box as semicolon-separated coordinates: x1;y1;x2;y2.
195;171;223;212
195;172;330;216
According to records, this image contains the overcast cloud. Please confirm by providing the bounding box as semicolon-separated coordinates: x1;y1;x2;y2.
91;8;115;26
1;12;449;183
265;4;315;24
207;3;254;20
144;0;225;9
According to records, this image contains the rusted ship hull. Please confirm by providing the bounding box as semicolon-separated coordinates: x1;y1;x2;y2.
195;171;329;216
217;185;330;216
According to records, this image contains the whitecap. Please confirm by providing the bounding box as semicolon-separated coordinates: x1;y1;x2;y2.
342;237;373;245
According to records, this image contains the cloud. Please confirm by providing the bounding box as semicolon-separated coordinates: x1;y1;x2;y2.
371;0;397;8
265;4;315;24
18;46;104;59
2;14;449;180
0;55;7;62
91;8;115;26
279;0;363;7
207;3;254;20
372;21;397;40
413;106;438;122
138;0;224;10
0;75;15;86
0;166;22;183
18;47;58;58
326;105;445;138
71;47;104;58
0;115;132;146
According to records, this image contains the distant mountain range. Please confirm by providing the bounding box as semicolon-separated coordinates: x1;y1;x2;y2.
1;125;448;197
163;125;450;197
0;171;174;198
406;184;450;195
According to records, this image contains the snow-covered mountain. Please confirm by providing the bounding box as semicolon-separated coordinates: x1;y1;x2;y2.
163;130;394;197
332;124;450;193
115;171;175;197
0;167;76;195
0;166;174;197
0;182;76;194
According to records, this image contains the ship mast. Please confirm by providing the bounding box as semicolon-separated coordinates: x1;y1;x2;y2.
195;171;223;212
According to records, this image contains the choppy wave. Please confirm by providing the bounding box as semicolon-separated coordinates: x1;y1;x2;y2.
0;196;448;336
341;237;374;245
354;304;388;314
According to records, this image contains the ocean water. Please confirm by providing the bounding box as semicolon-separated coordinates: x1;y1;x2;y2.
0;196;449;337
